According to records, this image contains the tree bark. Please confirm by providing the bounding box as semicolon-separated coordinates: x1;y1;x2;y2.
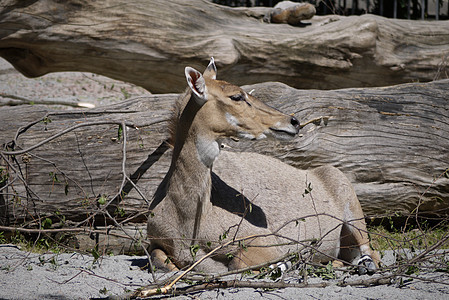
1;80;448;228
1;0;449;93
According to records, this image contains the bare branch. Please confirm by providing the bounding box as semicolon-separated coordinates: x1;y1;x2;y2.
0;93;95;108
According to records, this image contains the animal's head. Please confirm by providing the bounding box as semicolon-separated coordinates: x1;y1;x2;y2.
183;57;300;143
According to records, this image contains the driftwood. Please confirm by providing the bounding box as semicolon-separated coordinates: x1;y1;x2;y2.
1;0;449;93
1;80;448;231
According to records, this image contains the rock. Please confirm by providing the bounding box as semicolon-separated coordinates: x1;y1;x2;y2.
265;1;316;25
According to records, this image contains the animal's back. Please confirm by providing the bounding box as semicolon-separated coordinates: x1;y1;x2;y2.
211;150;355;259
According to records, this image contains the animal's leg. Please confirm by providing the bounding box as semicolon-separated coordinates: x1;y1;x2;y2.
228;239;281;271
312;166;380;274
332;260;344;269
189;248;229;273
340;211;380;275
151;248;178;271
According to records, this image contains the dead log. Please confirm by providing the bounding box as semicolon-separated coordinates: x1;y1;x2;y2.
1;0;449;93
1;80;448;231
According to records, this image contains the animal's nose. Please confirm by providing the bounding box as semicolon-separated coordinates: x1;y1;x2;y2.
290;116;300;131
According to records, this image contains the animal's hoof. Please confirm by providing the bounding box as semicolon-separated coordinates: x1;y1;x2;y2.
357;255;376;275
269;261;292;272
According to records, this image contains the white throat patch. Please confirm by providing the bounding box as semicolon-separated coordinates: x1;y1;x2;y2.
196;137;220;168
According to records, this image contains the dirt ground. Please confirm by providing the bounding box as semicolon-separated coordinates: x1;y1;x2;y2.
0;57;151;109
1;244;449;300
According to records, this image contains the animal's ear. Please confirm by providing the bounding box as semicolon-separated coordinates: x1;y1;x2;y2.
185;66;208;105
203;57;217;80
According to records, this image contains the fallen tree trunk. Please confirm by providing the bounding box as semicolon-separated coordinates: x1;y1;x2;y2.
1;80;448;230
1;0;449;93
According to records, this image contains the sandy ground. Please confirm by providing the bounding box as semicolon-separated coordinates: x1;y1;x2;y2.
1;58;449;299
0;58;151;109
1;244;449;300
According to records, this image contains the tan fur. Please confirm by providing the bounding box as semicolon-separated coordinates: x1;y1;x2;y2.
147;59;379;273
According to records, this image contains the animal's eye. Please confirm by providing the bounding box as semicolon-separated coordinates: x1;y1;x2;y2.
230;94;245;101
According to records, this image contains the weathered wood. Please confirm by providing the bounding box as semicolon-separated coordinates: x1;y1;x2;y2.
0;95;175;225
0;223;148;255
1;80;448;228
1;0;449;93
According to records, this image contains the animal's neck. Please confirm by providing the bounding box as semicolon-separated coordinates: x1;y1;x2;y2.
164;95;220;238
169;137;212;207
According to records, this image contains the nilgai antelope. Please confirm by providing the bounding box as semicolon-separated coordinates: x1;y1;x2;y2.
147;58;379;274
